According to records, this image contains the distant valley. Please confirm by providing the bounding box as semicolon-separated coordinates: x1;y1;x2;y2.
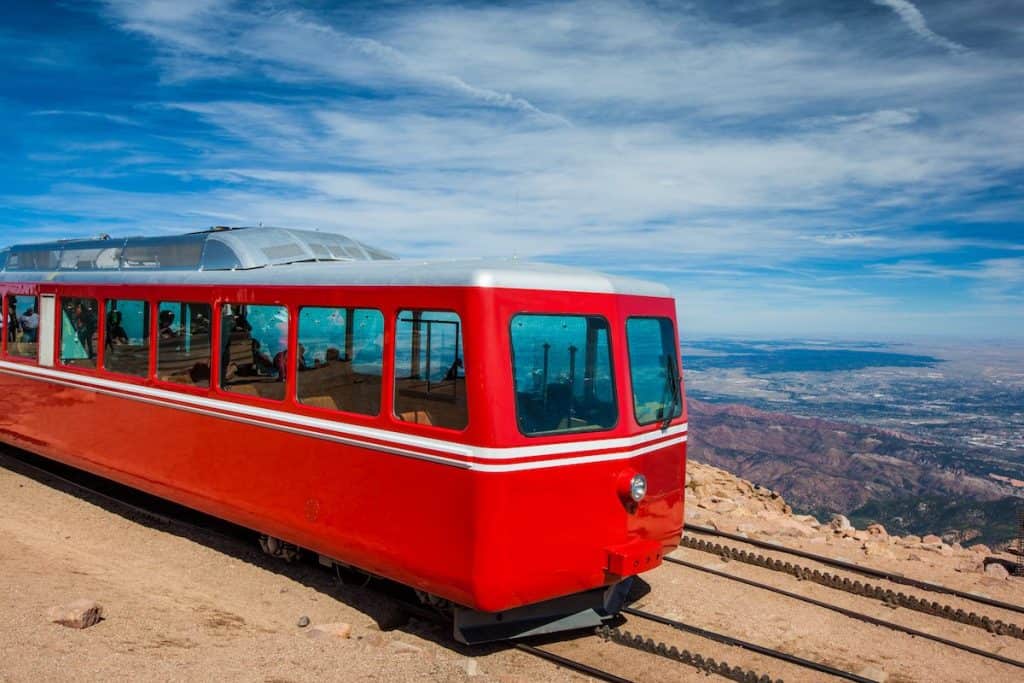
682;338;1024;547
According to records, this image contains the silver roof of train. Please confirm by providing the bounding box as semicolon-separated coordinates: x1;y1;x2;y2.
0;227;670;297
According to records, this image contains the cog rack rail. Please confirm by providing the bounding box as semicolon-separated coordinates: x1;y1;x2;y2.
669;555;1024;670
678;534;1024;639
622;607;872;682
685;523;1024;616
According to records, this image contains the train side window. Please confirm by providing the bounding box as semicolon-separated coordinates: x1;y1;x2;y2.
297;307;384;415
155;302;212;387
104;300;150;377
220;303;289;401
510;314;616;436
59;297;99;369
6;294;40;360
394;310;467;430
626;317;682;425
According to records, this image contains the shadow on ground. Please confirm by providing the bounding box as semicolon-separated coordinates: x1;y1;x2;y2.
1;444;638;658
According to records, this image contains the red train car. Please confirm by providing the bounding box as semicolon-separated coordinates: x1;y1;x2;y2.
0;227;687;643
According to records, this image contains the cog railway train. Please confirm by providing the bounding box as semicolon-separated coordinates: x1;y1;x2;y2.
0;226;687;643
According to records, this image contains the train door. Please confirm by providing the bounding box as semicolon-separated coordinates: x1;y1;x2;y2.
38;294;56;367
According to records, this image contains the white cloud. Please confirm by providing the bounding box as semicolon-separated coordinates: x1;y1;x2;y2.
872;0;968;54
9;0;1018;338
30;109;141;126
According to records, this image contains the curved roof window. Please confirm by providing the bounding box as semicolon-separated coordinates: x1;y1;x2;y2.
0;226;394;273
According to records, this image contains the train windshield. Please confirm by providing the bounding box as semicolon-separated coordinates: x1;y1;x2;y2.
626;317;682;425
510;314;616;436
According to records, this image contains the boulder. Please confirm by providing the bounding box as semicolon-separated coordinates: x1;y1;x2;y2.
985;563;1010;580
47;599;104;629
866;523;888;539
922;534;942;545
829;514;853;533
968;544;992;555
901;535;922;545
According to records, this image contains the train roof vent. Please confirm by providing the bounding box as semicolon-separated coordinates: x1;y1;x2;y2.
0;226;396;273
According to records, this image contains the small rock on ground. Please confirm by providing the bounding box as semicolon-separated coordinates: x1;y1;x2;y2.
307;622;352;639
859;665;888;682
47;599;104;629
389;640;423;655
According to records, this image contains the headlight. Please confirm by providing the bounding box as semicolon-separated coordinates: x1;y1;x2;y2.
630;473;647;502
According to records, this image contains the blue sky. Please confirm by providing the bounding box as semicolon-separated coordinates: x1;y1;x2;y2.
2;1;1022;339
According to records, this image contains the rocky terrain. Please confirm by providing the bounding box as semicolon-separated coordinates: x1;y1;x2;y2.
686;398;1024;547
684;459;1021;577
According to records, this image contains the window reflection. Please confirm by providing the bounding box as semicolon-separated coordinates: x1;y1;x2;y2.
6;295;40;360
510;314;616;435
394;310;467;429
157;302;212;387
626;317;681;425
105;300;150;377
60;297;99;368
297;307;384;415
221;303;289;401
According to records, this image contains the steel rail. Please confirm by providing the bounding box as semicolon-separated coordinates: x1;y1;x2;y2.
514;643;634;683
685;523;1024;616
670;557;1024;670
623;606;872;683
677;535;1024;638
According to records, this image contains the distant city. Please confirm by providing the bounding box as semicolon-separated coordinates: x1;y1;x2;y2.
681;337;1024;545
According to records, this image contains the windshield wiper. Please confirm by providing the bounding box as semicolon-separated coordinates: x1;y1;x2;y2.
662;354;681;430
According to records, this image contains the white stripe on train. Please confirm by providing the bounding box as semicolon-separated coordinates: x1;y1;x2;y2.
0;361;686;472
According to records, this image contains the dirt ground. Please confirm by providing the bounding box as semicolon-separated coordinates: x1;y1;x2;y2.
1;450;1022;682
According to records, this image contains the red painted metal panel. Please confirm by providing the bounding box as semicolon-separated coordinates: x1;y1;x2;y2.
0;278;686;613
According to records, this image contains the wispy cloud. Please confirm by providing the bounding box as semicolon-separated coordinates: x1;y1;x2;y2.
871;0;968;53
30;109;141;126
3;1;1021;338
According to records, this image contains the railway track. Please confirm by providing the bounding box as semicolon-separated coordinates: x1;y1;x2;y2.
684;522;1024;615
7;450;1019;681
514;643;634;683
617;608;871;682
677;534;1024;639
517;616;868;683
672;524;1024;670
